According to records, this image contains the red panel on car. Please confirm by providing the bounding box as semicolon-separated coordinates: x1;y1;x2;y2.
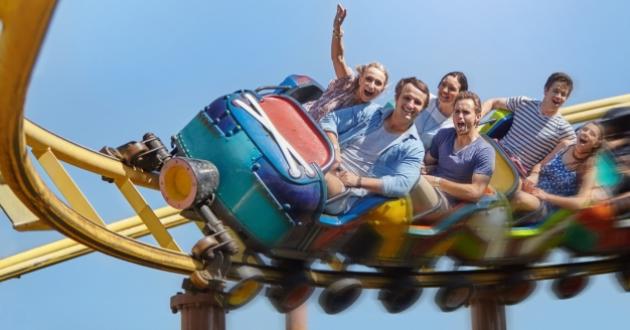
259;95;333;171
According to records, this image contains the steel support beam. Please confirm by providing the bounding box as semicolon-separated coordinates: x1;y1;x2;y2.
171;283;226;330
470;286;506;330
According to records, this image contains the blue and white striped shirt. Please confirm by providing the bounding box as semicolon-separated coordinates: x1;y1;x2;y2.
502;96;576;173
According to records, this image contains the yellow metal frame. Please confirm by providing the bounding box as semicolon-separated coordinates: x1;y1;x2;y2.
563;98;630;124
0;170;42;230
0;207;188;282
114;177;181;251
32;147;105;226
561;94;630;115
0;0;197;274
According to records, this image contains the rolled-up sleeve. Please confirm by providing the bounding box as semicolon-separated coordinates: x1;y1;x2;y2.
379;144;424;197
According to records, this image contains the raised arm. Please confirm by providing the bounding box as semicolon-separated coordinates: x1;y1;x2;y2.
331;4;353;79
480;97;509;119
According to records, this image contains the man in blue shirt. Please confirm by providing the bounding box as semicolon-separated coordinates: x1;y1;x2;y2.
423;91;495;205
319;77;430;213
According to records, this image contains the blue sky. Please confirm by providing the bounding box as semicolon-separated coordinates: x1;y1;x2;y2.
2;0;630;329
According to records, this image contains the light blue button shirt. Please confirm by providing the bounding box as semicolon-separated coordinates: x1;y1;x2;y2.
319;103;424;197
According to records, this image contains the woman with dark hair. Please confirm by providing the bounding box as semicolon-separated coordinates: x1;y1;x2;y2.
304;4;389;121
414;71;469;149
514;122;604;212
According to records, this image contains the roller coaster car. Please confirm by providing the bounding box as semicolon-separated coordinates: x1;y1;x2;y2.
156;76;628;312
159;75;517;261
153;76;526;312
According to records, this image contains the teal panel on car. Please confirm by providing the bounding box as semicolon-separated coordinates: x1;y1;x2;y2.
175;112;291;247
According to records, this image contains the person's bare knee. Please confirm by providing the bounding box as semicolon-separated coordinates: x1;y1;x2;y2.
511;191;540;212
410;176;440;213
325;172;345;198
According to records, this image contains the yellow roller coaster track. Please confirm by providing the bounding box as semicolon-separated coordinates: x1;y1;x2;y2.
1;0;630;289
0;0;198;275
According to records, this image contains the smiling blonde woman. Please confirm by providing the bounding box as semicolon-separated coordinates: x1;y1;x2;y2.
304;4;389;121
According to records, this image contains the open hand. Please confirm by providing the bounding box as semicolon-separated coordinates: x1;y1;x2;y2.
334;4;347;30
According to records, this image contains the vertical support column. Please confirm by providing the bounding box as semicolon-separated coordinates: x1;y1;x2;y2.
285;303;307;330
171;282;226;330
470;287;506;330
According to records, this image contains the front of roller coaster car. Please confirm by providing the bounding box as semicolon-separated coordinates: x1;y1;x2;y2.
168;88;335;255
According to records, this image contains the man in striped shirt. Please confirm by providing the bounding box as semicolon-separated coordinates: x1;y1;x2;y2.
480;72;577;175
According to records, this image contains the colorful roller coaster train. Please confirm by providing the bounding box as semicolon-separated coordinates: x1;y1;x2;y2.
106;75;630;314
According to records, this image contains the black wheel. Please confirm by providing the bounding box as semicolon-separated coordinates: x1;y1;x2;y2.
435;283;473;312
319;278;363;314
266;283;314;313
615;268;630;292
224;266;264;310
378;284;422;313
499;278;536;305
552;274;589;299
